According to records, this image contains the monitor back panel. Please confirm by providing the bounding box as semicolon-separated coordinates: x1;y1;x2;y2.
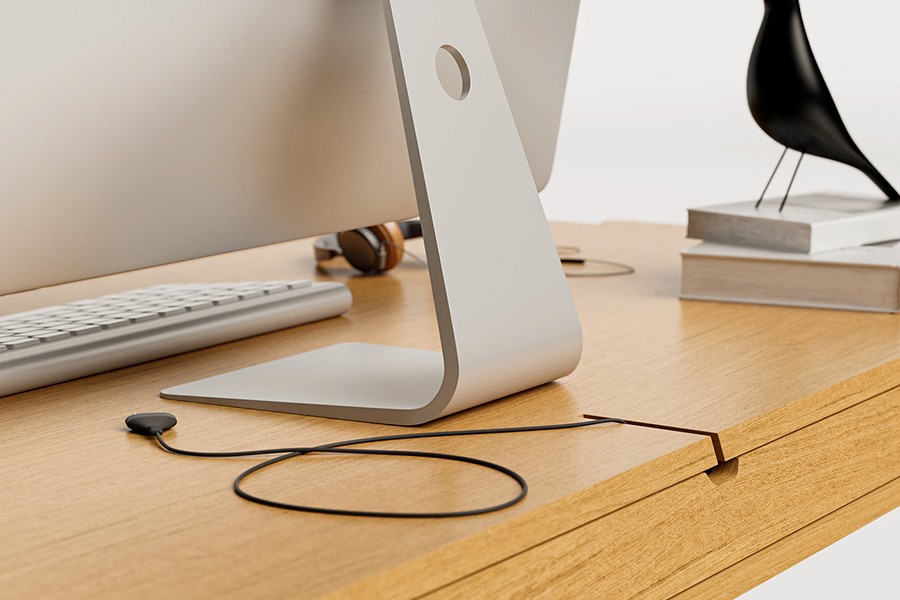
0;0;579;295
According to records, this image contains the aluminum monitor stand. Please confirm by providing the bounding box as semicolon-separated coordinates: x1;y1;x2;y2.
161;0;583;425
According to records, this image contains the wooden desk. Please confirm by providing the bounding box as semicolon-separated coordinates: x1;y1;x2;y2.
1;222;897;600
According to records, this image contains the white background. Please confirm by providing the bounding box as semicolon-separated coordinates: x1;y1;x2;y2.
540;1;900;597
541;0;900;225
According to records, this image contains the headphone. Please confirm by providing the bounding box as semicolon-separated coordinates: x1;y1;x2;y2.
314;219;423;273
315;218;635;277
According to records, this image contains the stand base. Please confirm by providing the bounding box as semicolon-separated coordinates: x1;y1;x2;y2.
161;343;445;425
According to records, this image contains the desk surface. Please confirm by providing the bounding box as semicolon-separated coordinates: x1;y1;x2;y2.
1;221;898;600
0;223;714;600
555;222;900;460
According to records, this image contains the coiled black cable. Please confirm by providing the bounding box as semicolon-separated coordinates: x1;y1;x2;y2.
146;417;626;518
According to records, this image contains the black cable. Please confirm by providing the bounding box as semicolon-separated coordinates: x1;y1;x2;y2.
376;241;637;278
232;449;527;518
557;246;635;278
561;257;635;277
151;417;626;519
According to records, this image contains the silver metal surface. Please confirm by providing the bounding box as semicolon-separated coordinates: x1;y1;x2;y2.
162;343;445;419
162;0;583;425
0;282;351;398
0;0;579;296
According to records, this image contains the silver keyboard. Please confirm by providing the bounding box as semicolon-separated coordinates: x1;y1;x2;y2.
0;281;352;398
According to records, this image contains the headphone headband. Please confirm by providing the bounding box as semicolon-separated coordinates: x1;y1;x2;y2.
397;219;422;240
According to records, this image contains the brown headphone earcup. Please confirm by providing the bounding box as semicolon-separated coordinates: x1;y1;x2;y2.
337;229;382;272
370;222;405;271
322;222;406;273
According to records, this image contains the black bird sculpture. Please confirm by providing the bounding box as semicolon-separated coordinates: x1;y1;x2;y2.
748;0;899;209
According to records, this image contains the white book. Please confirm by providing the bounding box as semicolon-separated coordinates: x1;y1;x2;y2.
687;194;900;253
680;240;900;313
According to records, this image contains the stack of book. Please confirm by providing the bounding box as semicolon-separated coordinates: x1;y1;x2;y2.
681;194;900;313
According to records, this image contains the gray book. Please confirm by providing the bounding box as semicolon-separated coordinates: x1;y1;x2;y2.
687;194;900;253
681;240;900;313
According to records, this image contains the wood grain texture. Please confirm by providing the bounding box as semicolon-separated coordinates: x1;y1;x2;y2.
321;431;713;600
6;221;900;461
549;221;900;459
672;476;900;600
4;221;899;600
424;383;900;600
0;230;714;600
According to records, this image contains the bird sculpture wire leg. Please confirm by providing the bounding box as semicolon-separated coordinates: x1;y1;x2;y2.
779;152;805;212
756;146;789;209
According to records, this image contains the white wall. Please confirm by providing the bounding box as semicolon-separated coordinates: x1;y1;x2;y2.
541;0;900;225
540;1;900;597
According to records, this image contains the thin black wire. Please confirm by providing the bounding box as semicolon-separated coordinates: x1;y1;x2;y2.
756;146;789;208
561;258;635;277
153;417;626;518
558;246;635;278
231;448;528;518
779;152;805;212
383;239;429;268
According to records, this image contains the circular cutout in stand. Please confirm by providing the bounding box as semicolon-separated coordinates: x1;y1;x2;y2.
435;45;471;101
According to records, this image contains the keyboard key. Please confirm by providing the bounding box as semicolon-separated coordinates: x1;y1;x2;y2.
33;310;76;321
30;321;72;329
1;328;28;335
114;303;151;311
100;302;131;309
13;308;56;320
185;301;213;311
156;306;187;317
129;313;160;323
36;331;72;343
21;315;57;323
76;307;112;315
53;307;88;314
5;338;40;350
18;330;58;338
287;280;312;290
94;319;130;329
66;299;104;307
8;328;45;336
61;324;101;335
68;315;104;323
260;284;290;294
208;295;240;306
154;298;193;306
238;290;266;300
105;312;147;321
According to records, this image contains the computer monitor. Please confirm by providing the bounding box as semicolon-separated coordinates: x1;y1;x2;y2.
2;0;583;424
0;0;577;295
